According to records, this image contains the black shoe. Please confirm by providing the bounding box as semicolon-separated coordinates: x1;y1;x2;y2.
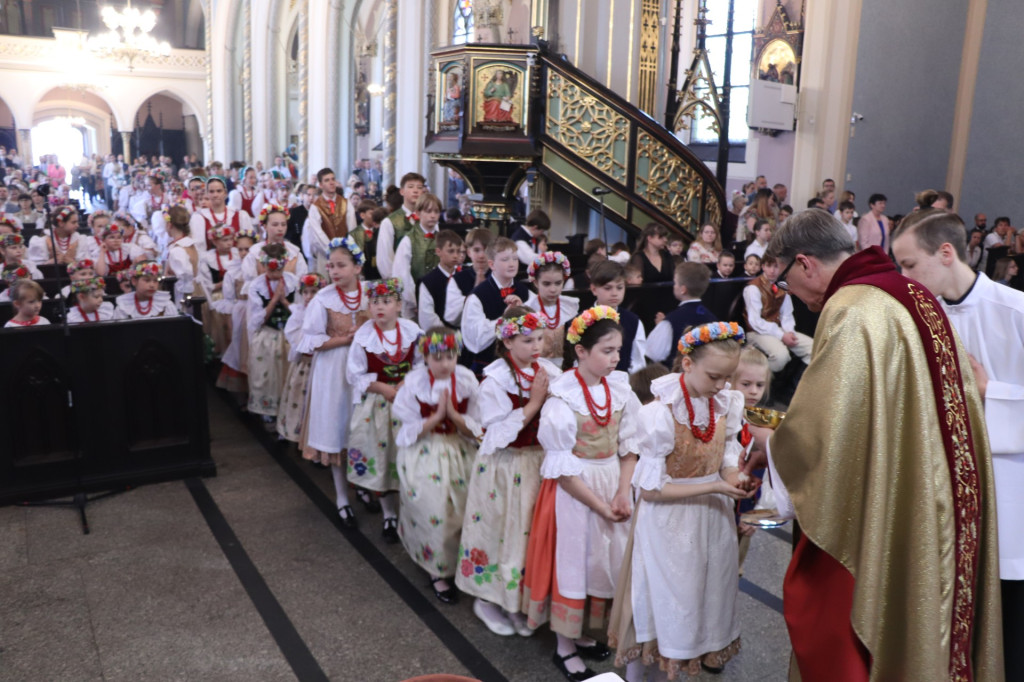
337;505;357;528
381;517;399;543
356;488;381;513
701;661;724;675
574;640;611;661
551;652;595;681
430;578;459;605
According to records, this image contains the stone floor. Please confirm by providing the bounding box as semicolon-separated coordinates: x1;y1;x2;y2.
0;387;794;682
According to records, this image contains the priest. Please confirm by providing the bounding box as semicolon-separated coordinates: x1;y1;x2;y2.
752;209;1003;681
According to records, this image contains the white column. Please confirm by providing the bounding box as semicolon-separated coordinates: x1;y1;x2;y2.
395;0;426;179
249;0;273;165
297;0;309;183
306;1;331;177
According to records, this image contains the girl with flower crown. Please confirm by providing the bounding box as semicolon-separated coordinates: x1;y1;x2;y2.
215;228;259;397
608;322;755;680
164;205;199;306
240;204;308;283
113;261;178;319
392;327;481;605
27;206;85;266
524;251;579;360
456;306;562;636
93;223;145;277
277;273;327;443
246;243;298;424
198;224;240;355
523;305;642;682
345;277;422;539
296;237;370;522
66;276;115;324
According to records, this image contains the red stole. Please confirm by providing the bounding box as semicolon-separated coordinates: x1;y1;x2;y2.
784;247;981;682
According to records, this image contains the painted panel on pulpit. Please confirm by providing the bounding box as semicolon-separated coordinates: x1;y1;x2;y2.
757;39;796;84
470;60;528;134
437;61;464;132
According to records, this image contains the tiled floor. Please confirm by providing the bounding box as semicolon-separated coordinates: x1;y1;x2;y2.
0;387;793;681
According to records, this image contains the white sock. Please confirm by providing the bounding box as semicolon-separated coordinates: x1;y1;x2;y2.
555;634;586;673
380;493;398;519
330;465;350;509
625;659;646;682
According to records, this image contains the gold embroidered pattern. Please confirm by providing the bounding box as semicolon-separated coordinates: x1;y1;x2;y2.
908;283;979;682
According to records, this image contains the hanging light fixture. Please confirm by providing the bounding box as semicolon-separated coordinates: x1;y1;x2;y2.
88;1;171;72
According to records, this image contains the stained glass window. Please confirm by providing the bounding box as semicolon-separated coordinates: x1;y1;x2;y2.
691;0;757;145
453;0;474;45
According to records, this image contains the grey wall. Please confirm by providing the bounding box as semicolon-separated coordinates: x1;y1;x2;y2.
844;0;967;216
959;0;1023;223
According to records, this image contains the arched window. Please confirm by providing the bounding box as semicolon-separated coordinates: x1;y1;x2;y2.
691;0;757;145
452;0;474;45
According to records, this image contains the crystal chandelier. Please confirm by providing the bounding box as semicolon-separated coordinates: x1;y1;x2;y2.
88;1;171;72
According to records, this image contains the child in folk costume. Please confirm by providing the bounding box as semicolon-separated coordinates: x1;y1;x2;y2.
524;306;642;681
114;261;179;320
241;203;308;282
4;279;49;328
0;266;36;303
119;211;158;261
346;277;422;540
392;328;481;604
277;273;327;443
198;225;239;355
732;346;774;573
66;276;115;324
82;210;111;260
190;176;255;251
297;237;369;520
246;243;298;423
93;222;144;277
609;322;753;680
456;307;561;637
1;233;43;280
524;252;579;360
164;206;199;306
59;259;98;299
302;168;356;274
227;166;263;219
215;228;258;398
27;206;85;266
393;192;444;320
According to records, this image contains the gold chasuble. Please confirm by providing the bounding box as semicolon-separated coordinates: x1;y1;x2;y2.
770;247;1002;682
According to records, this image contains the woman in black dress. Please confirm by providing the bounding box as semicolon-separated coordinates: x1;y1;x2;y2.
630;222;675;283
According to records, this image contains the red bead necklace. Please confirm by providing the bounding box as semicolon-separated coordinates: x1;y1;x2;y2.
374;322;404;362
210;207;228;225
105;248;123;266
77;304;100;322
266;274;280;300
574;369;612;426
10;315;40;326
337;283;362;310
428;370;458;408
134;295;153;316
54;234;71;253
509;358;538;392
679;374;716;443
542;300;560;329
215;250;231;275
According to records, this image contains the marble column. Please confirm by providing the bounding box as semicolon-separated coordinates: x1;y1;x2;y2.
382;0;398;188
297;0;308;183
204;0;213;163
17;129;32;168
120;131;133;161
242;0;253;162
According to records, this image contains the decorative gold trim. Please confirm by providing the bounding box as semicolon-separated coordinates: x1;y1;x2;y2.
638;0;659;114
546;71;630;184
606;0;615;87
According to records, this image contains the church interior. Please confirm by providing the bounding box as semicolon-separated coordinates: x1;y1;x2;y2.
0;0;1020;680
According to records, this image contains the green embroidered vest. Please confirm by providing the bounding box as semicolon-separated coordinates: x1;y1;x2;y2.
407;227;439;282
389;208;412;245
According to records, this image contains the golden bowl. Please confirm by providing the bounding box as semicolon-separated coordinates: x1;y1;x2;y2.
745;406;786;429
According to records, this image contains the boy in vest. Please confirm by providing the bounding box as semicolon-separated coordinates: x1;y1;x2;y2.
393;192;443;319
460;236;530;376
302;167;357;274
511;209;550;265
588;259;647;372
645;261;718;367
349;201;383;279
444;227;494;328
376;172;426;278
417;229;464;330
741;253;812;373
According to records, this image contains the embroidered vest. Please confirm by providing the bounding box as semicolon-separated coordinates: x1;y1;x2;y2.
453;266;481;296
508;392;542;448
240;190;256;217
419;267;452;325
203;211;242;249
615;308;640;372
407;228;439;283
469;278;531;366
667;413;728;479
509;225;536;251
105;250;134;274
366;343;415;385
746;275;785;326
571;409;622;460
389;208;412;245
418;396;470;435
314;196;348;240
665;301;718;366
256;285;294;330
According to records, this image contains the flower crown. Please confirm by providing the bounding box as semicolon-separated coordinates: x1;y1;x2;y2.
113;211;136;228
1;232;24;247
54;206;77;223
328;236;366;266
0;216;19;231
67;259;95;275
258;203;288;224
495;312;541;340
87;210;111;227
116;270;134;283
419;329;462;357
101;224;125;238
207;224;234;241
366;277;402;299
131;261;161;279
528;251;571;281
259;251;288;271
236;227;259;242
300;273;327;289
677;321;745;355
160;200;187;224
566;305;620;344
4;265;30;283
70;276;105;296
